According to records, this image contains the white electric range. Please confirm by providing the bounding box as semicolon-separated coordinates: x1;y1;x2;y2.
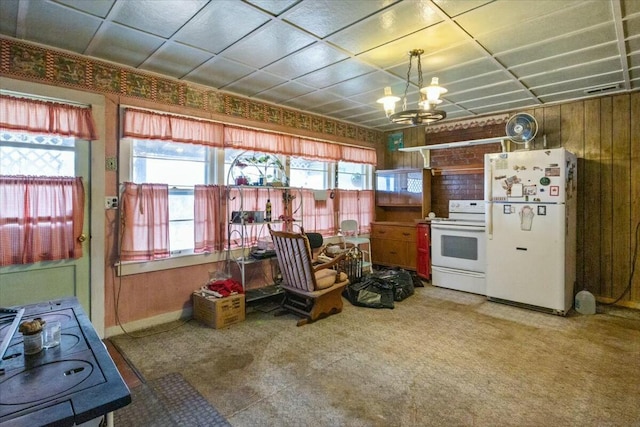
430;200;486;295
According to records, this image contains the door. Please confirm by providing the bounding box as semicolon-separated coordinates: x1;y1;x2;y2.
486;202;566;311
0;135;91;312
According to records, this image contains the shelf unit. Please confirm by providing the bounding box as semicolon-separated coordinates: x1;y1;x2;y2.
226;152;303;302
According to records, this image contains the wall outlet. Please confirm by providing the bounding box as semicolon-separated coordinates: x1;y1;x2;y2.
105;157;117;171
105;196;118;209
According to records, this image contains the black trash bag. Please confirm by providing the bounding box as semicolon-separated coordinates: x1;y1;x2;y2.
375;269;415;301
343;276;394;309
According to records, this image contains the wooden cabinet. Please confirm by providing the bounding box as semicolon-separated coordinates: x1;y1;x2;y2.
370;222;417;270
374;168;431;222
416;223;430;280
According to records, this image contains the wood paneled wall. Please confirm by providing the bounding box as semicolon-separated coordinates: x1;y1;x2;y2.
385;92;640;308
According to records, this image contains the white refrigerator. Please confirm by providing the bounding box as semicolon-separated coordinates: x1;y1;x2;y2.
484;148;577;315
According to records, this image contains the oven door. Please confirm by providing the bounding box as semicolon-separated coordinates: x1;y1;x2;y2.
431;223;485;272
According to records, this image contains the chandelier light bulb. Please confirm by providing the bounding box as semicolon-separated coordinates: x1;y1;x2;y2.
423;77;448;103
377;86;400;116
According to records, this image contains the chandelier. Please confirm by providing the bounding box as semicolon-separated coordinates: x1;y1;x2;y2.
377;49;447;126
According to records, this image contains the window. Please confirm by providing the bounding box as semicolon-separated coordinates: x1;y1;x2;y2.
122;139;216;254
1;132;75;176
338;161;372;190
289;157;329;189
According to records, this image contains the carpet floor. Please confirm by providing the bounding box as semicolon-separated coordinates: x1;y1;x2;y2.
110;284;640;426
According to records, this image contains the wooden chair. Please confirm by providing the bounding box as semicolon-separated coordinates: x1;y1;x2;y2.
268;225;349;326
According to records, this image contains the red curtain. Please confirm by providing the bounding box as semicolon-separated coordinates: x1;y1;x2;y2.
123;108;224;147
298;189;336;236
337;189;374;234
193;185;223;253
341;145;377;165
0;176;84;266
120;183;170;261
0;95;97;140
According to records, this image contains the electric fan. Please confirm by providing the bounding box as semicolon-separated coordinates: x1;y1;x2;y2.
505;113;538;150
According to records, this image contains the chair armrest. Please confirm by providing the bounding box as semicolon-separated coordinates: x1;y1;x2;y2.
313;252;347;272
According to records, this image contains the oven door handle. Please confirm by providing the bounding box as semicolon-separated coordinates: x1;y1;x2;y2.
431;224;485;232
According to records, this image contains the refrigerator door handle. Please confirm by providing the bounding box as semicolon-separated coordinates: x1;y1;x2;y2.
486;159;493;239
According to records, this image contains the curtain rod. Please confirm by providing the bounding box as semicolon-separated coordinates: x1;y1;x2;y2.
0;89;90;108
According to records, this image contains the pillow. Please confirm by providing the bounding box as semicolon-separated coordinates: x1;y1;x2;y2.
315;268;337;290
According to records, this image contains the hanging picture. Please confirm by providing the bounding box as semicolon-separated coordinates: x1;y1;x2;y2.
388;132;404;151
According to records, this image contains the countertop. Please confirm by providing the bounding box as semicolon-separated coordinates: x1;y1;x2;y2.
0;297;131;426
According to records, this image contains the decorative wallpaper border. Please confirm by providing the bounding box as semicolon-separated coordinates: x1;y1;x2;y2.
0;38;383;145
425;113;510;134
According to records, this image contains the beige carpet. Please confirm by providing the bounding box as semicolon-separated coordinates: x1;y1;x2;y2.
111;285;640;426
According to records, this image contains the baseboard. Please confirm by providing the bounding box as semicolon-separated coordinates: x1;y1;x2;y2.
105;307;192;338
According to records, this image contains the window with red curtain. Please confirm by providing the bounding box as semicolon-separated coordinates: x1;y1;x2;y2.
120;183;170;261
0;95;95;266
194;185;223;253
338;189;374;234
0;176;84;266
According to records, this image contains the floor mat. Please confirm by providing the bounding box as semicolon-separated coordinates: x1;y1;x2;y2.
114;372;230;427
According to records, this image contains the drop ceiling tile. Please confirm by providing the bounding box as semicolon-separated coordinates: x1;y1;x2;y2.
623;0;640;16
444;72;512;95
631;53;640;70
88;22;164;67
432;0;493;18
457;90;531;110
53;0;115;17
521;58;622;88
174;2;268;54
263;43;348;80
221;21;316;69
419;42;486;75
141;42;213;78
476;1;613;55
283;0;389;38
627;16;640;44
342;109;386;123
312;99;364;115
538;88;622;104
185;57;255;88
469;98;539;115
426;59;504;86
23;1;102;53
254;80;316;104
357;22;469;70
455;0;584;36
295;59;378;89
531;72;623;96
510;44;618;79
0;0;18;35
243;0;298;16
447;81;525;103
496;26;617;68
283;91;344;111
628;36;640;55
223;71;287;97
329;105;373;120
327;1;442;55
324;71;401;98
111;0;207;38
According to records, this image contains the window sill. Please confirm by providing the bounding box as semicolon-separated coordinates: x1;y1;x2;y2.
115;251;226;276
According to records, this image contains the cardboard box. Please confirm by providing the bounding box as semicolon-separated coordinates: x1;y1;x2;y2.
193;293;245;329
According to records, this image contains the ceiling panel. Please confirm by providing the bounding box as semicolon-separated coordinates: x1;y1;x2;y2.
295;59;378;89
174;2;269;54
220;21;316;68
88;22;165;67
474;2;613;56
223;71;288;97
326;1;442;55
0;0;637;131
185;56;255;88
283;0;390;38
111;0;207;38
24;1;102;53
141;42;213;78
263;43;348;80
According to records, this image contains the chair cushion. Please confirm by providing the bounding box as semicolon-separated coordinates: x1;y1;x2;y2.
315;269;337;289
